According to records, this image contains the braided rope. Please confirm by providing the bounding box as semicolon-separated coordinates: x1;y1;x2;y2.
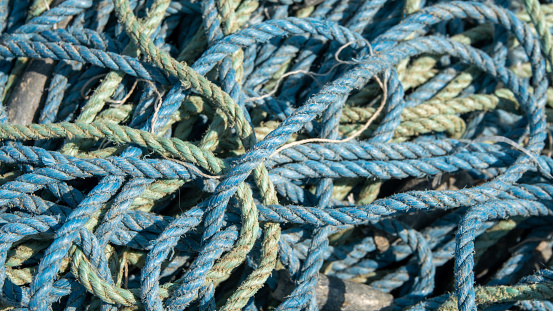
0;1;551;310
523;0;553;77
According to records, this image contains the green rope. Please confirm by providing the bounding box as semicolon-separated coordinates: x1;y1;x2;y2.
341;94;501;123
338;114;466;139
433;66;482;101
437;281;553;311
220;223;281;311
61;0;171;156
0;121;226;172
523;0;553;76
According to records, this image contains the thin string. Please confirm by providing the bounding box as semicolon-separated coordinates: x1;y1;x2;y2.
270;71;388;158
80;74;144;106
246;40;375;103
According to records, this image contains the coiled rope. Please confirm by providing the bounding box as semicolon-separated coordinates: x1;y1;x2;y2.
0;0;552;310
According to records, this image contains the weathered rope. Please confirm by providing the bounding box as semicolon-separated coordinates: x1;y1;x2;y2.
0;1;552;311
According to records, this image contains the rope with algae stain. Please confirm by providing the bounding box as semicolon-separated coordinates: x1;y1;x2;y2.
0;0;552;311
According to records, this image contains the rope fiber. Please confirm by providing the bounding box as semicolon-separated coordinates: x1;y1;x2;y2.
0;0;552;310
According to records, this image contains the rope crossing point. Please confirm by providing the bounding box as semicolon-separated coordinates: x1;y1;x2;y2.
0;0;552;310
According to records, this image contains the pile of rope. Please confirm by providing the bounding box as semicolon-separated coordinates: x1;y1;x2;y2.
2;0;553;310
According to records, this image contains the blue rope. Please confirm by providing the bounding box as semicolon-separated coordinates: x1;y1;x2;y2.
0;0;552;310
